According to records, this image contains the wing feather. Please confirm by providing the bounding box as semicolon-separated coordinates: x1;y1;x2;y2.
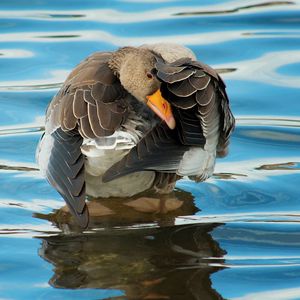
46;52;128;139
73;90;87;118
103;124;189;182
157;58;235;154
42;52;128;226
104;56;234;181
45;128;88;227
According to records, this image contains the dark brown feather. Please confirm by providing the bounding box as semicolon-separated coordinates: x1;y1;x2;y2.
94;62;117;85
196;83;215;106
157;68;195;84
95;100;113;130
108;100;127;114
83;89;96;105
47;52;128;139
46;128;88;227
169;57;192;66
62;93;77;131
174;107;206;146
194;69;206;78
188;75;210;91
155;56;235;154
155;61;187;74
171;95;197;109
91;82;113;102
191;61;219;80
80;115;96;139
73;89;87;118
217;87;235;157
198;92;217;116
168;79;197;97
87;103;107;136
109;110;125;131
160;84;197;109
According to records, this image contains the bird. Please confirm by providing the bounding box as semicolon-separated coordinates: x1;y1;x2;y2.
36;43;235;228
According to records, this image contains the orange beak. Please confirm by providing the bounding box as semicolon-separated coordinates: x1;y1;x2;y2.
146;89;176;130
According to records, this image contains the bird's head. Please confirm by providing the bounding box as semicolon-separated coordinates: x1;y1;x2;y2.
112;47;176;129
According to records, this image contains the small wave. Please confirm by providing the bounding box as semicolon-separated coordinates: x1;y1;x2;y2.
218;50;300;88
0;49;34;58
174;1;295;16
0;125;44;136
0;1;298;23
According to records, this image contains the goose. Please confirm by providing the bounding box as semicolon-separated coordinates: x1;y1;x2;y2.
36;43;235;227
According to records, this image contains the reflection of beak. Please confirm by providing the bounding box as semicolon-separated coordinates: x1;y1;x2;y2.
146;89;176;130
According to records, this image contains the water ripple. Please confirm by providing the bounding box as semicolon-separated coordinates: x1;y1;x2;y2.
174;1;295;16
0;1;298;23
0;49;34;58
0;29;299;45
0;125;44;136
219;50;300;88
1;0;300;299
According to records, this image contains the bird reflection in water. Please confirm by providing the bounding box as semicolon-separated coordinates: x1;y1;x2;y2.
37;189;199;231
36;189;226;299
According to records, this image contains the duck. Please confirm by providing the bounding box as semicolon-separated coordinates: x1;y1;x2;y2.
36;43;235;227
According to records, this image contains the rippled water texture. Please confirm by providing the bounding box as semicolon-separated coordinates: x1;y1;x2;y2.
1;0;300;299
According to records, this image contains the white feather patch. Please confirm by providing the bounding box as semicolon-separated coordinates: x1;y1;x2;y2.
36;133;54;176
177;147;216;179
82;130;137;152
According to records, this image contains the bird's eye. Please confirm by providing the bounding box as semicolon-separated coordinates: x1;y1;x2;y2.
146;72;153;79
151;68;157;75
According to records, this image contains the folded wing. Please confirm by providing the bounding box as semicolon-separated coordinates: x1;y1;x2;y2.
104;57;235;181
39;52;128;226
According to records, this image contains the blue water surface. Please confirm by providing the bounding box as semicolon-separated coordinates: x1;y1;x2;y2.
1;0;300;299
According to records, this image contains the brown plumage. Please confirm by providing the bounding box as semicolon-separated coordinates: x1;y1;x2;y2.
37;44;235;227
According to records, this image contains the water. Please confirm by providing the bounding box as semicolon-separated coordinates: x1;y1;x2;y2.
1;0;300;299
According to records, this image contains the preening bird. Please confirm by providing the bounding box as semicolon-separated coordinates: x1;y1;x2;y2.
36;43;235;227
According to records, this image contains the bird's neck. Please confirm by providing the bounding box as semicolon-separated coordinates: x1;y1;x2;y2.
108;47;138;76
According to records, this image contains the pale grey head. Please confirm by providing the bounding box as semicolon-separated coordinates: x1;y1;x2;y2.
108;46;176;129
109;47;160;103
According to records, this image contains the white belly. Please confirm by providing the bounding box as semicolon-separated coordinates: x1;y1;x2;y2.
85;170;155;198
81;139;155;198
